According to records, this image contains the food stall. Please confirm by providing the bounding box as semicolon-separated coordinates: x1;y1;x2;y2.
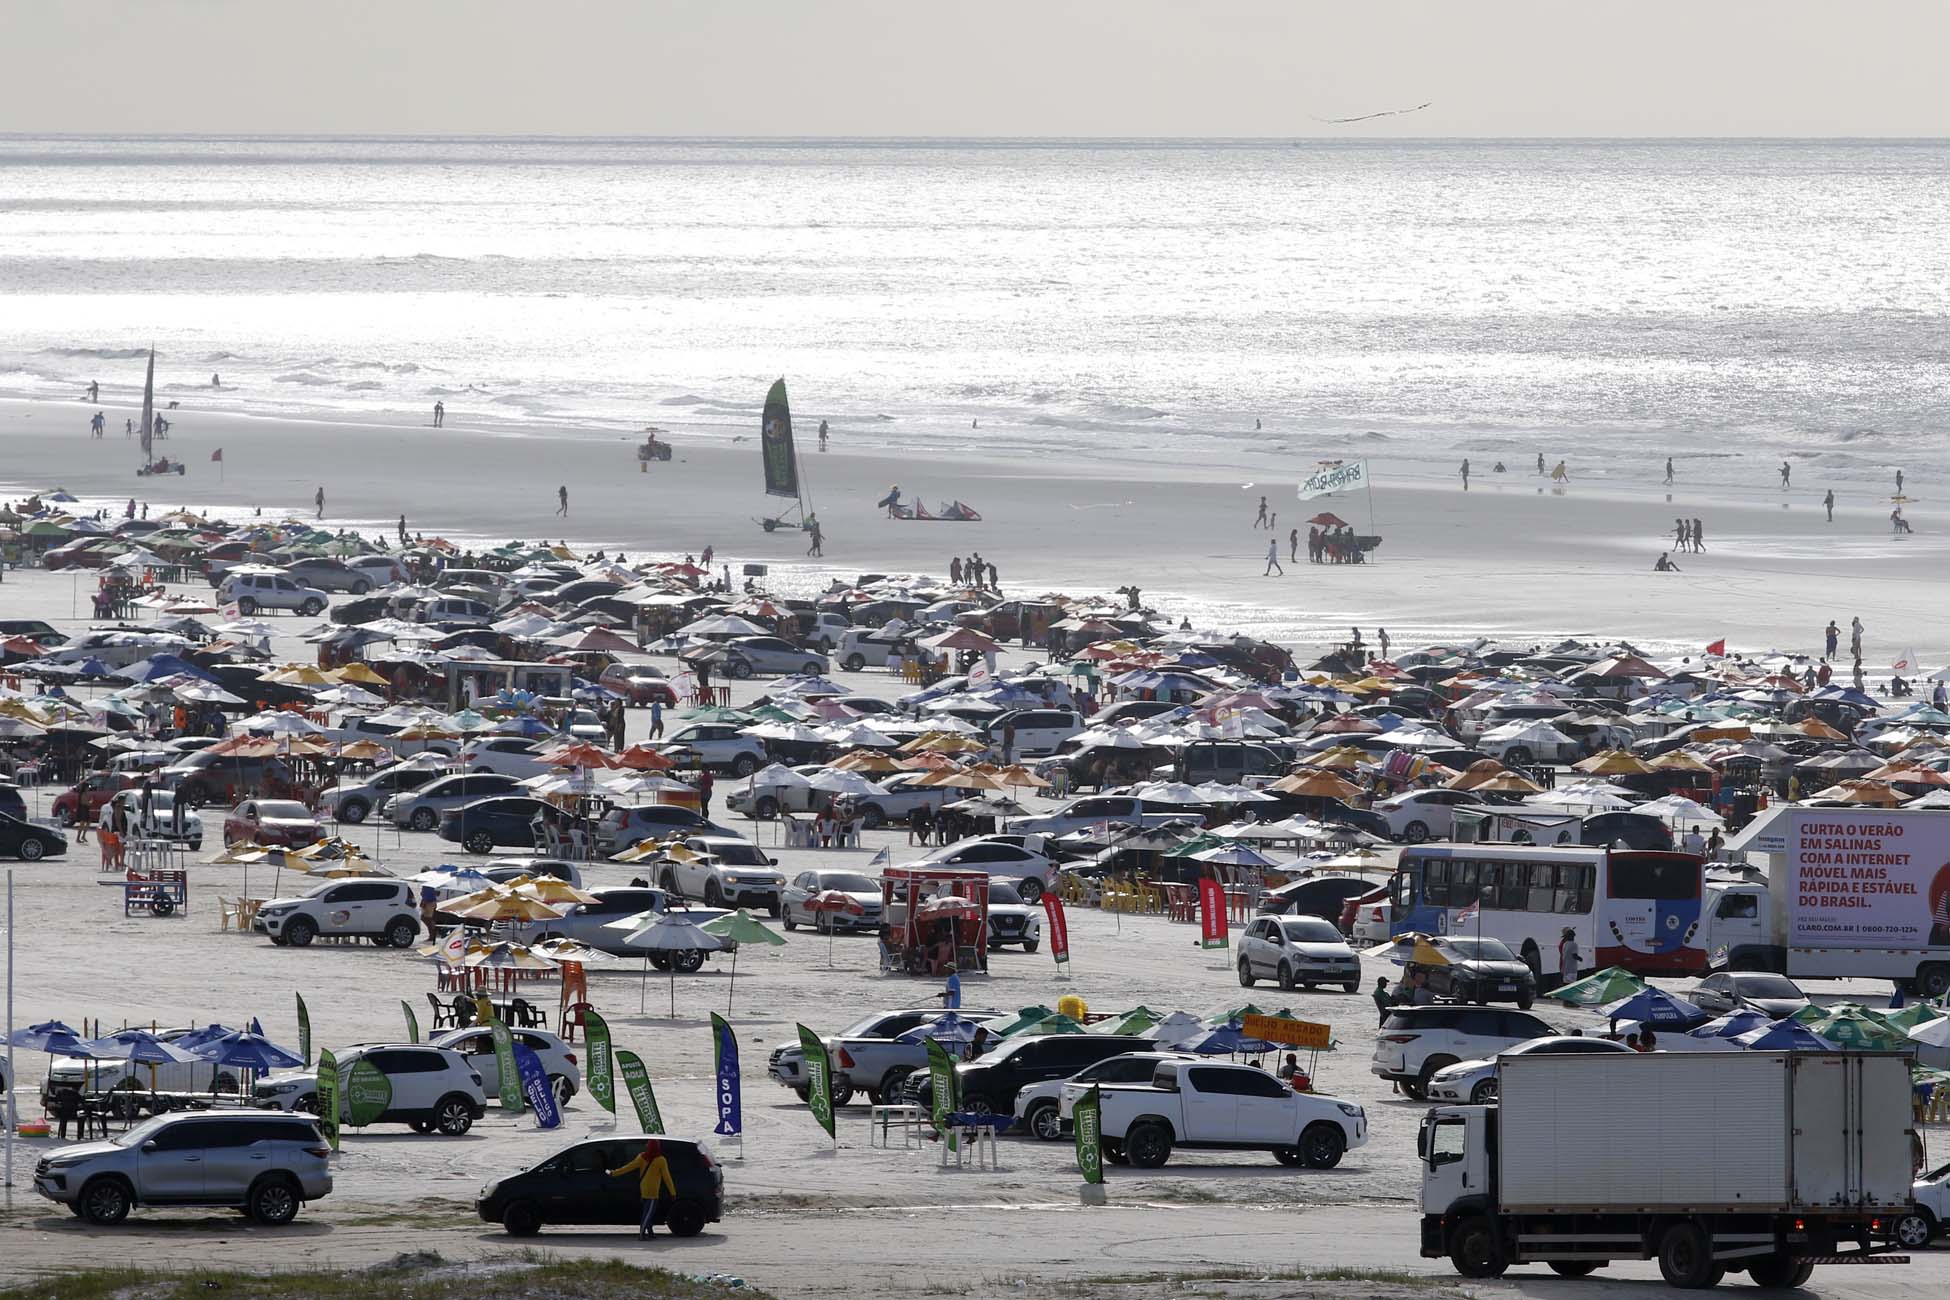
880;865;990;976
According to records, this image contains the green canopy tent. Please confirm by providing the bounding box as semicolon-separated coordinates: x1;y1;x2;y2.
1549;966;1646;1006
700;908;786;1013
1089;1006;1162;1036
1884;1002;1944;1032
984;1006;1054;1037
1012;1013;1085;1037
1802;1007;1910;1050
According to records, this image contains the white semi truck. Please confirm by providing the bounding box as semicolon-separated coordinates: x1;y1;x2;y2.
1419;1051;1916;1288
1705;807;1950;996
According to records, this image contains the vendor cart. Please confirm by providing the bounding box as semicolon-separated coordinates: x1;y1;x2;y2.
880;865;990;976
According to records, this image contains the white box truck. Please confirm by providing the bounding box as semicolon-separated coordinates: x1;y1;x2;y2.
1418;1051;1916;1288
1704;807;1950;997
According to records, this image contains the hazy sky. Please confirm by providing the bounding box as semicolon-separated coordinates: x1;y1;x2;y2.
6;1;1949;138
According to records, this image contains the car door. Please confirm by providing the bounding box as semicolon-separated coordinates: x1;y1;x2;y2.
1694;974;1731;1014
318;883;364;935
1226;1066;1299;1143
136;1119;208;1201
197;1118;276;1196
451;1030;499;1095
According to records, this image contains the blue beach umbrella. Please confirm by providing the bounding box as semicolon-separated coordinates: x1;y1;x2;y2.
189;1030;305;1072
1687;1009;1771;1041
1598;987;1707;1028
1736;1018;1838;1051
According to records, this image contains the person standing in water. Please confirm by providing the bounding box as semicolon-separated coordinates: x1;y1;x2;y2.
818;419;829;451
1263;537;1283;576
432;400;444;427
1460;459;1470;490
1896;468;1905;495
1824;489;1835;522
398;514;409;544
1536;452;1545;476
314;486;325;519
87;379;99;402
556;485;569;516
211;372;221;388
1780;461;1791;489
1254;495;1269;529
1664;457;1674;485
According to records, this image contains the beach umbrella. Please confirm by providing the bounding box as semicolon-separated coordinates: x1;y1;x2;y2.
1013;1014;1087;1037
515;877;603;906
1318;847;1390;872
895;1013;988;1046
1191;843;1281;869
7;1019;88;1054
621;914;721;1016
1470;770;1548;795
448;888;567;923
1090;1007;1163;1036
1737;1018;1838;1051
616;744;677;771
1574;750;1654;776
808;768;891;797
1143;1011;1207;1047
1813;778;1910;806
1446;759;1511;791
79;1029;204;1090
1599;987;1707;1028
991;764;1052;790
1184;1021;1277;1056
1550;966;1646;1005
1201;1002;1269;1027
1883;1002;1943;1032
701;909;787;1012
1649;751;1714;774
806;889;867;965
1907;1016;1950;1068
829;749;906;773
1268;769;1362;800
1636;795;1725;827
983;1006;1054;1037
1687;1009;1772;1042
917;895;981;922
1802;1007;1910;1050
188;1029;305;1072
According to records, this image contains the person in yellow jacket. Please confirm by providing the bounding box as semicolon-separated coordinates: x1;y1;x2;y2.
607;1139;676;1238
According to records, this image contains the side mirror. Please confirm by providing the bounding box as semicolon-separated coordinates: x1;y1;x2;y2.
1416;1128;1428;1159
768;857;779;867
141;1140;159;1153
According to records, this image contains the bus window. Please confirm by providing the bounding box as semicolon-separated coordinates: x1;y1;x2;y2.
1390;869;1414;910
1526;862;1555;912
1555;863;1594;914
1610;856;1698;901
1423;860;1449;906
1453;861;1479;907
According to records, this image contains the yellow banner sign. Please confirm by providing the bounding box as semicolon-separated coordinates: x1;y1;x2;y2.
1242;1014;1331;1049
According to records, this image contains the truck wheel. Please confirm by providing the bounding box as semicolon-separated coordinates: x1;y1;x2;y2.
1448;1217;1506;1279
1103;1139;1128;1165
1892;1208;1936;1249
1299;1122;1346;1169
1917;964;1950;1000
1238;958;1256;988
1272;1146;1303;1166
1547;1262;1600;1278
1026;1102;1064;1141
1657;1222;1719;1289
878;1068;913;1103
1126;1122;1173;1169
1746;1257;1815;1289
830;1078;853;1108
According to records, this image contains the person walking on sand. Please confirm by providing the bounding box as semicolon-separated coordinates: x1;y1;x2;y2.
1288;526;1299;563
90;411;104;438
432;400;444;427
1674;518;1688;551
1664;457;1674;486
818;418;829;451
648;697;664;739
314;486;325;519
1558;927;1582;980
950;557;963;586
556;485;569;516
1825;620;1839;659
1691;517;1705;552
1378;627;1390;661
607;1139;676;1239
1850;616;1863;660
1551;460;1570;483
1254;495;1269;529
1460;458;1470;490
87;379;99;402
806;515;823;556
1824;489;1835;522
1780;461;1791;489
1263;537;1283;576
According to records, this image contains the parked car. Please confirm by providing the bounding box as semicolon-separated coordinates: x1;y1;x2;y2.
411;596;493;625
477;1136;722;1238
1254;875;1374;923
987;708;1085;758
1373;788;1479;843
317;761;451;824
1014;1051;1194;1141
912;1034;1155;1117
99;788;204;851
598;663;676;705
1237;914;1361;992
507;886;706;958
429;1027;581;1106
912;837;1058;903
32;1110;331;1225
767;1007;979;1101
223;798;323;847
387;772;524;830
0;782;24;821
780;869;884;931
702;636;828;680
1412;935;1539;1009
439;795;552;854
1690;970;1810;1019
255;1044;486;1135
834;628;917;672
1894;1160;1950;1249
216;570;330;617
51;771;136;827
1010;794;1188;839
458;737;553;779
1370;1004;1558;1100
345;554;409;587
0;811;66;861
1424;1033;1635;1104
1075;1059;1367;1170
595;803;712;854
253;878;423;948
657;835;785;913
157;752;297;809
650;724;767;776
281;557;380;594
42;1025;245;1100
981;880;1043;951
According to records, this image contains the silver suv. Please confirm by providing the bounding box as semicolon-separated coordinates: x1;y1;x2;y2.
216;569;331;617
33;1110;331;1225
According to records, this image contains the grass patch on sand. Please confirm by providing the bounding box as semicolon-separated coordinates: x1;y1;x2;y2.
0;1250;771;1300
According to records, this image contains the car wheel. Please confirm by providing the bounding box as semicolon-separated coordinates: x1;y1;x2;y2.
283;917;317;947
300;599;324;617
754;796;779;819
1892;1208;1936;1249
705;879;724;906
1341;980;1360;994
248;1176;302;1225
350;579;372;595
859;804;886;830
407;1118;432;1133
19;837;45;861
674;949;706;973
1300;1122;1346;1169
1022;938;1040;953
237;597;257;616
1026;1102;1063;1141
1126;1122;1173;1169
464;831;495;854
649;954;672;971
54;805;74;827
1516;994;1535;1010
731;754;758;777
1238;959;1256;988
1470;1078;1498;1104
1548;1262;1600;1278
845;654;867;672
409;807;438;832
728;660;754;680
1018;877;1043;904
1917;964;1950;1000
1102;1139;1128;1165
1277;962;1297;992
830;1077;854;1108
1449;1217;1507;1279
295;1094;323;1116
1272;1146;1304;1166
1657;1222;1719;1288
502;1201;542;1237
783;914;797;931
1403;820;1430;844
665;1199;708;1238
79;1177;133;1225
385;917;418;948
803;661;824;676
339;799;369;825
658;869;678;893
434;1096;475;1136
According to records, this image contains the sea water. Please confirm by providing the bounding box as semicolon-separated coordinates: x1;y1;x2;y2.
3;136;1947;489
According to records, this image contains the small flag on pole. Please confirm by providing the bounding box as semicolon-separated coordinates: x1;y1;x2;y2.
1704;638;1725;657
210;448;224;462
866;846;890;867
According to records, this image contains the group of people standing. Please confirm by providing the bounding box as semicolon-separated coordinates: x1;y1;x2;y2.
950;553;998;590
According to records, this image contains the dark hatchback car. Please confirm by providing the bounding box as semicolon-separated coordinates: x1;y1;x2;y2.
478;1136;722;1237
439;795;551;854
906;1035;1154;1116
1256;874;1373;922
0;811;67;861
1414;936;1539;1009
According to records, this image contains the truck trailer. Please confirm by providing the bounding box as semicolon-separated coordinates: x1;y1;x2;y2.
1418;1050;1915;1288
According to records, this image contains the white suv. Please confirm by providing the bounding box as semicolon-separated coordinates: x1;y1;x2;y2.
253;878;423;948
254;1044;488;1135
1237;915;1362;993
217;570;331;617
430;1026;582;1106
660;836;785;913
1370;1004;1559;1101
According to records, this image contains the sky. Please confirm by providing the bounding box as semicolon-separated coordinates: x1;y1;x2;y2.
4;1;1949;138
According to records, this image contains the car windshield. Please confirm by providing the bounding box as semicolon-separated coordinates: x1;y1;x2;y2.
113;1114;180;1148
988;883;1024;905
1442;937;1517;961
708;843;770;866
822;873;877;892
256;801;311;818
1731;973;1804;998
1281;918;1342;943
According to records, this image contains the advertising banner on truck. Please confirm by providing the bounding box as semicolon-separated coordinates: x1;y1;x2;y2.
1786;809;1950;949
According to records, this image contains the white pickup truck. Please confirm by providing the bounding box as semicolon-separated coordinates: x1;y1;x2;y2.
1063;1059;1367;1170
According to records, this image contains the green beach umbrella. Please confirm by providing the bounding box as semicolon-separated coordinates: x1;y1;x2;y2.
1090;1006;1162;1036
1885;1003;1944;1032
1014;1014;1085;1037
1549;966;1646;1006
985;1006;1054;1037
1803;1007;1908;1050
1202;1003;1267;1027
700;909;786;1014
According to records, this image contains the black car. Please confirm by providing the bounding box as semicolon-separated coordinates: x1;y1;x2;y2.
906;1035;1154;1117
0;811;67;861
1579;811;1676;852
1415;936;1538;1009
0;783;26;821
439;795;551;854
1255;875;1372;922
477;1136;722;1238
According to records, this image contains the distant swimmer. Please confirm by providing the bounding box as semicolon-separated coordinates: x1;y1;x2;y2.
1255;418;1262;430
1460;459;1470;490
1654;552;1680;572
1824;489;1835;522
1780;461;1791;489
433;400;445;428
211;372;221;388
557;484;569;516
314;486;325;519
1664;457;1674;486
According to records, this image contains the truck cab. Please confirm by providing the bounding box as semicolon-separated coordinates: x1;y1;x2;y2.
1700;881;1774;970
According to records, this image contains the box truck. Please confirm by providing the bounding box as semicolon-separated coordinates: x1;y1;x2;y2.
1704;807;1950;996
1418;1051;1916;1288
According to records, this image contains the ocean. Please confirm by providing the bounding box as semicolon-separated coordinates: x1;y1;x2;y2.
3;135;1948;488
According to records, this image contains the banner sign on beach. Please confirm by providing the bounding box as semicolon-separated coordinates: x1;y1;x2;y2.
616;1049;665;1134
296;993;311;1066
925;1036;958;1150
1785;810;1950;949
761;378;800;499
401;999;419;1044
1297;460;1367;499
1074;1085;1104;1185
1198;876;1230;949
584;1010;615;1114
710;1013;743;1137
490;1018;524;1113
317;1048;340;1150
1041;892;1071;967
796;1023;836;1140
1241;1014;1332;1050
345;1058;392;1127
512;1043;561;1129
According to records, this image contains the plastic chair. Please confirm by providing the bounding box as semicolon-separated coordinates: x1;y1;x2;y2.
559;1001;594;1044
